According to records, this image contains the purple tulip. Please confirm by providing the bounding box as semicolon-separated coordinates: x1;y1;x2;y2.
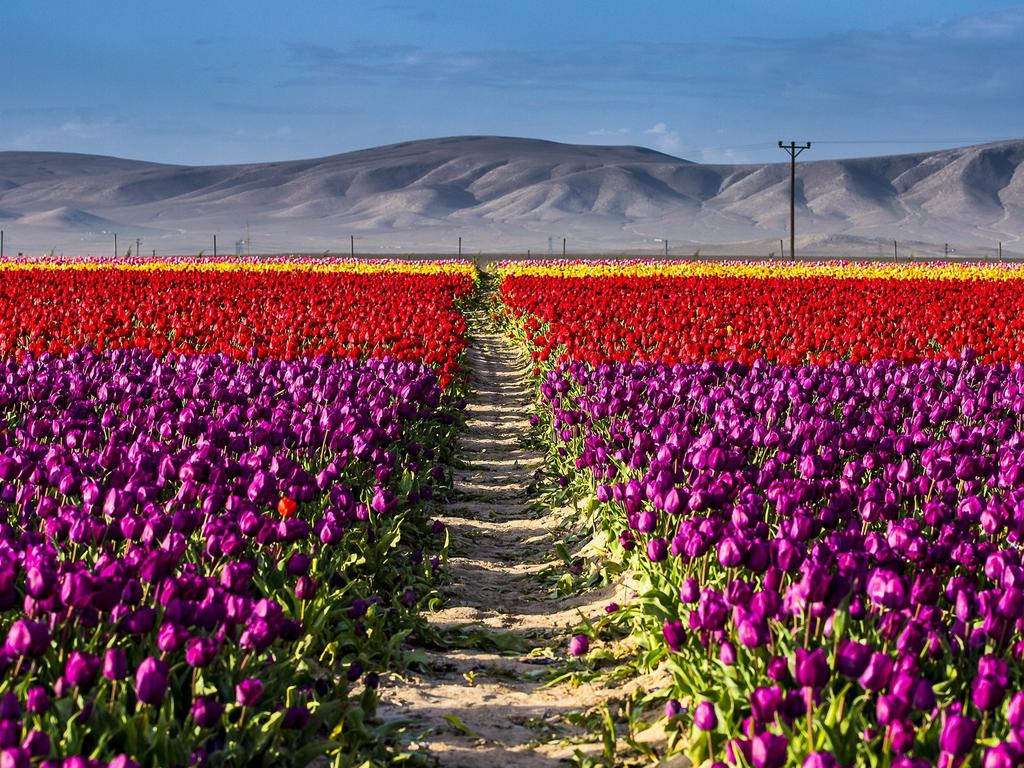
984;743;1018;768
693;700;717;731
0;749;28;768
719;640;737;666
751;732;788;768
190;696;224;728
836;640;871;679
973;676;1007;711
0;694;18;721
940;713;978;757
662;620;685;652
296;575;318;601
866;569;908;609
21;731;49;758
569;635;589;657
646;537;667;562
859;652;894;692
793;647;829;689
0;723;19;750
5;620;49;659
65;652;99;689
750;686;782;724
1007;691;1024;728
282;705;310;729
184;637;218;669
24;688;48;715
134;657;169;706
235;678;264;707
803;752;839;768
102;648;128;681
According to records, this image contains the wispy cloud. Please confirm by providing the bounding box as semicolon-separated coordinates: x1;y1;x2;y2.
916;5;1024;40
11;117;129;149
281;7;1024;124
644;123;682;155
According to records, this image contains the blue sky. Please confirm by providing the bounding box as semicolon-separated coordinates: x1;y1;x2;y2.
4;0;1023;165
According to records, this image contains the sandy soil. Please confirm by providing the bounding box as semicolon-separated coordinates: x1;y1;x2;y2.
377;302;648;766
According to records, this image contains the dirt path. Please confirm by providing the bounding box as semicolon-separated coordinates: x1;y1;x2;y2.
377;297;624;766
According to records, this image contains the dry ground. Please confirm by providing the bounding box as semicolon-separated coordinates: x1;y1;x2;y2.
377;303;660;766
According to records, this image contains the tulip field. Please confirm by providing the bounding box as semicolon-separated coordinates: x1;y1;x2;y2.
9;253;1024;768
495;261;1024;768
0;257;474;767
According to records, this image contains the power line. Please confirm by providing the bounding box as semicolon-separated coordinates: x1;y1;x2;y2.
692;136;1016;156
779;141;811;261
811;137;1012;145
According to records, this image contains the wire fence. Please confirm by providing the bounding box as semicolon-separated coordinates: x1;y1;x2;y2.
1;228;1021;264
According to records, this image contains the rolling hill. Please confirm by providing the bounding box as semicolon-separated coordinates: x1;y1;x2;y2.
0;135;1021;256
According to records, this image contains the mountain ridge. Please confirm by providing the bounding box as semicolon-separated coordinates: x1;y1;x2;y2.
0;135;1021;256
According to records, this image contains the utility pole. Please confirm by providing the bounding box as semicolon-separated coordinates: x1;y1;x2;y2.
114;233;118;258
664;239;669;258
562;237;566;257
213;235;217;258
944;243;949;258
893;240;898;262
780;239;785;260
1;230;3;258
350;235;354;257
458;236;462;256
999;241;1003;261
778;141;811;261
136;238;141;259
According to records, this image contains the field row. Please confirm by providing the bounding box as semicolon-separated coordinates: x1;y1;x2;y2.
0;258;474;767
496;261;1024;768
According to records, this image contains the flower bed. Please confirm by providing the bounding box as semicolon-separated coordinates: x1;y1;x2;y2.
0;258;474;767
498;261;1024;367
0;259;474;387
497;261;1024;767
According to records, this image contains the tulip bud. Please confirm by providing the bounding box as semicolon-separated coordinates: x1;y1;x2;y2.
0;748;28;768
134;657;169;706
190;696;225;728
751;731;788;768
295;575;317;601
102;648;128;681
64;652;99;689
973;676;1006;711
568;635;589;657
984;743;1018;768
235;678;264;707
24;688;48;716
21;731;49;759
940;713;978;757
0;693;19;720
719;641;737;666
5;619;49;659
803;752;839;768
793;647;830;689
662;620;685;652
0;722;19;750
646;538;667;562
693;700;717;731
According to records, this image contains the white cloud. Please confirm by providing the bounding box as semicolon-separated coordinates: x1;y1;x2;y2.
699;147;751;164
587;127;629;137
644;122;682;155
